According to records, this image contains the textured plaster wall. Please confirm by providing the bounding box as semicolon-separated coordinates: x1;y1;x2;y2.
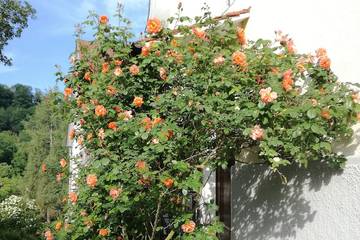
231;157;360;240
231;125;360;240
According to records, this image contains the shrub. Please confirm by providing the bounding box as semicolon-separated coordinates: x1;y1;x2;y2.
0;195;41;239
54;9;358;239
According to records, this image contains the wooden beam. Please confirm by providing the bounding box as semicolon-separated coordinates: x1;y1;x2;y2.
216;166;232;240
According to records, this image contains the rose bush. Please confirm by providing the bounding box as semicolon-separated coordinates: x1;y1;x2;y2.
53;10;359;239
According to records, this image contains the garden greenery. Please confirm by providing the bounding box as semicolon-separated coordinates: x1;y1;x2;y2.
53;9;359;240
0;195;40;239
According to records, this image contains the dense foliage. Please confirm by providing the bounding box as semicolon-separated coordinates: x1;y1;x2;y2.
56;10;358;240
22;91;69;222
0;195;41;240
0;88;69;239
0;0;36;65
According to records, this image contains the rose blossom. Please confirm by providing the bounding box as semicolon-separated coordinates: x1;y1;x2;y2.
213;56;225;66
181;221;196;233
259;87;278;104
146;17;162;34
250;125;264;141
129;64;140;75
86;174;97;188
109;188;122;200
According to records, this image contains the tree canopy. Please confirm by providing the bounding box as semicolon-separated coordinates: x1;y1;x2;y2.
0;0;36;65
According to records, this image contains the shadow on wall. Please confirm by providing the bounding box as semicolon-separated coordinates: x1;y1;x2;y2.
231;161;343;240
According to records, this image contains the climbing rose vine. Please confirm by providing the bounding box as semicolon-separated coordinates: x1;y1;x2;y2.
53;10;359;240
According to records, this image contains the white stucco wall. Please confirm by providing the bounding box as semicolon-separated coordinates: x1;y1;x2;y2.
230;124;360;240
231;157;360;240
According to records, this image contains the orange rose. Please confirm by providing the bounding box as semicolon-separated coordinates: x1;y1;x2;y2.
108;121;117;131
84;72;91;81
213;56;225;66
64;87;73;98
259;87;278;104
321;109;331;120
129;64;140;75
152;117;162;126
55;221;62;231
41;163;47;173
121;110;133;121
316;48;327;58
114;67;123;76
159;67;167;80
357;113;360;121
102;62;109;73
114;59;122;66
109;188;122;200
135;160;147;171
69;192;78;203
250;125;264;141
79;118;85;126
181;221;196;233
162;178;174;188
232;51;247;67
141;45;150;56
192;27;206;39
133;96;144;108
95;105;107;117
146;17;162;34
86;174;97;188
143;117;152;130
77;135;83;145
99;228;109;236
44;230;54;240
106;85;117;96
99;16;109;24
237;27;246;45
282;69;294;92
286;39;296;54
319;56;331;70
69;128;75;140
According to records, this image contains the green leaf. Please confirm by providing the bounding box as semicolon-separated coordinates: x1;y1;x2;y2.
307;109;317;119
311;124;327;135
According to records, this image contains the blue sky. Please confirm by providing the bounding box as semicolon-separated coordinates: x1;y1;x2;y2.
0;0;148;91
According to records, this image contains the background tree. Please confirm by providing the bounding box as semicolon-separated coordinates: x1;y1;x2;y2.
0;0;36;65
0;131;17;164
22;90;69;222
0;84;38;132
